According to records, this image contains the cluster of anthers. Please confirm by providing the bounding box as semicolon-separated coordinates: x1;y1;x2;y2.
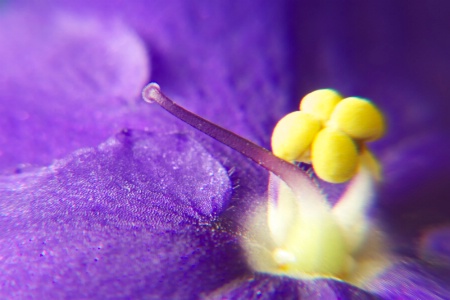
142;83;388;286
272;89;385;183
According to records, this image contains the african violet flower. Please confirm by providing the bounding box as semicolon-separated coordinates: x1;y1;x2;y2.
1;1;450;299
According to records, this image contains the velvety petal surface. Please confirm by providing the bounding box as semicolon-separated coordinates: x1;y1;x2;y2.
0;130;251;298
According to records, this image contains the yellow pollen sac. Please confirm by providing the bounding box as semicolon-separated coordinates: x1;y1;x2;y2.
311;128;358;183
329;97;385;141
299;89;343;123
271;111;321;162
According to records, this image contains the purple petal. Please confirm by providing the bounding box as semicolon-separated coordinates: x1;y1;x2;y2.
2;1;450;298
9;0;295;143
419;226;450;267
0;9;150;172
0;130;247;298
368;261;450;299
206;274;377;300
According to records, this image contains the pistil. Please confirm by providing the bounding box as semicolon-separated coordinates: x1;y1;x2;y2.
142;83;388;283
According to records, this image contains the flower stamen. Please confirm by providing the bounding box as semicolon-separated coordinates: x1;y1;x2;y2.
142;83;389;284
271;89;385;183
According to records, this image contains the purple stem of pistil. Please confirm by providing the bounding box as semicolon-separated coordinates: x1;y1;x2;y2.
142;83;311;193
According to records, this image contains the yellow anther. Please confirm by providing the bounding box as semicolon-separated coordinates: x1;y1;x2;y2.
271;111;321;162
311;128;358;183
329;97;385;141
299;89;343;123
